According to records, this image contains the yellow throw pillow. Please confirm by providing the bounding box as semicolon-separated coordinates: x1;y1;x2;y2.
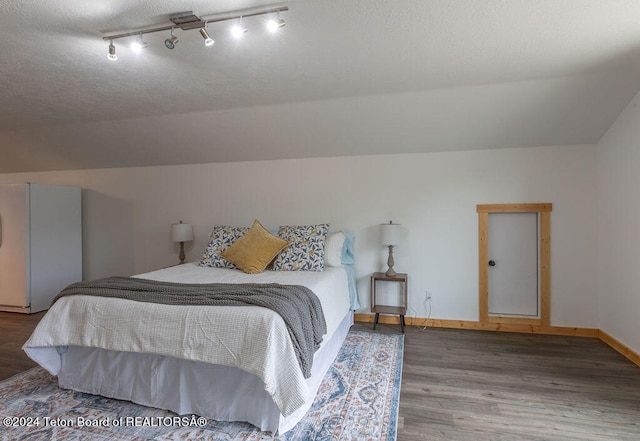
221;220;288;274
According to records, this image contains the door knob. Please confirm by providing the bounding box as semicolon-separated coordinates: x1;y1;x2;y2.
488;260;496;267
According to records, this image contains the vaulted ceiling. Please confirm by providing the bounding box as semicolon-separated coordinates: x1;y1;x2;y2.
1;0;640;173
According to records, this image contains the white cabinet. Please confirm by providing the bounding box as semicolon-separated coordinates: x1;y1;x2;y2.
0;183;82;313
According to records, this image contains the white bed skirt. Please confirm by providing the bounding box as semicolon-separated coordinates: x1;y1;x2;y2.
55;310;354;434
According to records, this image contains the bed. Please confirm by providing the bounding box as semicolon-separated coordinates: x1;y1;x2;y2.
23;223;358;435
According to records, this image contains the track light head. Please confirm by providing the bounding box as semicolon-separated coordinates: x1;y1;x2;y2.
199;27;214;47
267;17;285;33
131;42;142;52
107;41;117;61
165;29;179;49
231;24;248;38
164;36;178;49
131;34;148;53
231;17;248;38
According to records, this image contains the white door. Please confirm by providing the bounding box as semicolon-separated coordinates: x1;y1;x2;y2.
487;212;539;317
0;184;28;309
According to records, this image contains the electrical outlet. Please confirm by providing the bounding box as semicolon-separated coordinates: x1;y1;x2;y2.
425;290;432;302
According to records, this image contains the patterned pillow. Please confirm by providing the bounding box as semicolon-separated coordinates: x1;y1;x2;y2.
199;225;249;269
272;224;330;271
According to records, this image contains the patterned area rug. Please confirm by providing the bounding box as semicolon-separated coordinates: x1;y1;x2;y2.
0;330;403;440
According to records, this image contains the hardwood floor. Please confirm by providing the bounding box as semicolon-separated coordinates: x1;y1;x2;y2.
2;314;639;440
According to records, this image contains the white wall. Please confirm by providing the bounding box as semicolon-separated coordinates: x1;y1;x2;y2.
0;145;598;327
597;90;640;354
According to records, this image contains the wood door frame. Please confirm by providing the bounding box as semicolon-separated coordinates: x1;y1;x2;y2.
477;203;552;326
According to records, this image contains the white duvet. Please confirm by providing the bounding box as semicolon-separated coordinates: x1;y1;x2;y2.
23;263;351;417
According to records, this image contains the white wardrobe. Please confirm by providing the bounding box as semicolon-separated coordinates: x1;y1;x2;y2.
0;183;82;313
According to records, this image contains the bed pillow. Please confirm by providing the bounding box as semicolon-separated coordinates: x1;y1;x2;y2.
272;223;330;271
325;231;346;267
200;225;249;269
220;220;288;274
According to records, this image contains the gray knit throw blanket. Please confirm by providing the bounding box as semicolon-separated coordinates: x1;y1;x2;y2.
52;276;327;378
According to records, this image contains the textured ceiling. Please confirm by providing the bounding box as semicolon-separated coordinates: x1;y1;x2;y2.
1;0;640;172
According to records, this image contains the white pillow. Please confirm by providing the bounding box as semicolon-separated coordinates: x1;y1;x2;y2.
325;231;346;267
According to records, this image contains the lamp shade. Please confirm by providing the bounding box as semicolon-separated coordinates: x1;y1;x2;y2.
380;221;401;246
171;222;194;243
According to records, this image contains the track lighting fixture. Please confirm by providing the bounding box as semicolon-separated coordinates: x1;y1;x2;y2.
107;40;117;61
199;23;214;47
102;5;288;60
231;17;248;39
164;28;179;49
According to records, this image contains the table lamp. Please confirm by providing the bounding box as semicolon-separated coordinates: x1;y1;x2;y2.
171;220;194;264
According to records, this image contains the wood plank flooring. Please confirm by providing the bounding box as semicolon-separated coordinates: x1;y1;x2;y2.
0;311;45;380
2;313;639;440
353;322;640;441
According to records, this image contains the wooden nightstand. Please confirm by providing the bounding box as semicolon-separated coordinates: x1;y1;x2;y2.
370;272;408;333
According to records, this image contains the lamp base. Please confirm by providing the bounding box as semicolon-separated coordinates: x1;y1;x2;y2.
385;245;397;277
179;242;186;264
